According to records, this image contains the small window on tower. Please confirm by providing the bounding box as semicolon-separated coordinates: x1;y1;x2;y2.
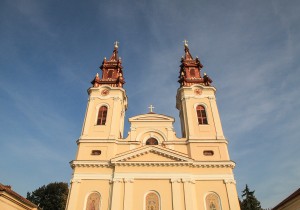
190;68;195;77
196;105;208;125
203;150;214;156
108;70;113;78
91;150;101;155
97;106;108;125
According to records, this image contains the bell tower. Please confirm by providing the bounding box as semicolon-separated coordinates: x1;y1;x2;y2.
81;42;127;140
176;41;225;140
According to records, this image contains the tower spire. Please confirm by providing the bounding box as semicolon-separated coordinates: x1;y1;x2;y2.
178;41;212;87
91;41;125;88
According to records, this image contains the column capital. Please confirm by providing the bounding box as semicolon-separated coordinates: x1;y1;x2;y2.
170;178;182;183
110;178;123;184
124;178;134;183
182;178;196;184
224;179;236;185
70;179;81;184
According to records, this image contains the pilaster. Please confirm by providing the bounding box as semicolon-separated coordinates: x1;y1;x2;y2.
182;178;197;210
170;179;184;210
123;178;134;210
65;179;81;210
224;179;240;210
110;178;123;210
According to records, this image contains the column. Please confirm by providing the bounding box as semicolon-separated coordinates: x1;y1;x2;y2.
224;179;240;210
65;179;81;210
182;178;197;210
110;178;123;210
170;179;184;210
123;178;134;210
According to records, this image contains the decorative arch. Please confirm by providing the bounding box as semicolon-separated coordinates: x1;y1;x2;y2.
85;192;101;210
145;191;160;210
205;192;222;210
97;106;108;125
137;129;167;145
196;104;208;125
146;138;158;145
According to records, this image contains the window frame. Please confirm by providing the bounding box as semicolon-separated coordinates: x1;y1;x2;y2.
96;106;108;125
196;104;208;125
144;191;161;210
146;138;159;145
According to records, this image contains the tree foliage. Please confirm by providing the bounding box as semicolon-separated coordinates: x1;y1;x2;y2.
27;182;68;210
240;184;263;210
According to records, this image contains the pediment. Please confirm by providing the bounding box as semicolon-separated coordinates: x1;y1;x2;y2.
129;113;174;122
111;146;193;163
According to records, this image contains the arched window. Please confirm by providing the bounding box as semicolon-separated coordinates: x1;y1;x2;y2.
196;105;208;125
107;70;113;78
97;106;107;125
146;138;158;145
190;68;195;77
145;192;160;210
205;193;221;210
86;192;100;210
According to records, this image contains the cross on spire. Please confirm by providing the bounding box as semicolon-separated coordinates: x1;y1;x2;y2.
183;39;188;47
114;41;119;48
148;105;155;113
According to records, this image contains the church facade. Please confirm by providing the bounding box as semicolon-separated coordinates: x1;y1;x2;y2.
65;42;240;210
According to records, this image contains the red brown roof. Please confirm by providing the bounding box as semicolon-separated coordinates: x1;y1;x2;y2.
272;188;300;210
0;183;37;208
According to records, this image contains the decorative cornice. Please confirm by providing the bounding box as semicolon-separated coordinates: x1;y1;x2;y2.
193;161;235;169
74;172;235;181
114;162;193;166
70;161;110;169
70;160;235;169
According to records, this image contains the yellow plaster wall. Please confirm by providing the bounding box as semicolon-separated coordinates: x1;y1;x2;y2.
195;180;230;209
132;179;173;210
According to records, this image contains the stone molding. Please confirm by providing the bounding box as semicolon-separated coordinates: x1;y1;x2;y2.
70;160;235;169
70;173;237;187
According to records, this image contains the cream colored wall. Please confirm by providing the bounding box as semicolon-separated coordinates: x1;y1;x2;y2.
176;85;225;140
81;86;127;140
66;83;241;210
66;179;112;210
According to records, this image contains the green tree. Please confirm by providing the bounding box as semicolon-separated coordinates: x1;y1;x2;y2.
27;182;68;210
240;184;263;210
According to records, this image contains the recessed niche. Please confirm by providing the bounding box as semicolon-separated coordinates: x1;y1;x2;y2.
91;150;101;155
203;150;214;156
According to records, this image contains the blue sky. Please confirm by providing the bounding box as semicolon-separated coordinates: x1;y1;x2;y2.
0;0;299;208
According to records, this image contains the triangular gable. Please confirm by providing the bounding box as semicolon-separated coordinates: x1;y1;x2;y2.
111;146;193;163
129;113;174;122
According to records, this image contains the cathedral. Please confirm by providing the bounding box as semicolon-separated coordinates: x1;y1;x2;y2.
65;42;240;210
